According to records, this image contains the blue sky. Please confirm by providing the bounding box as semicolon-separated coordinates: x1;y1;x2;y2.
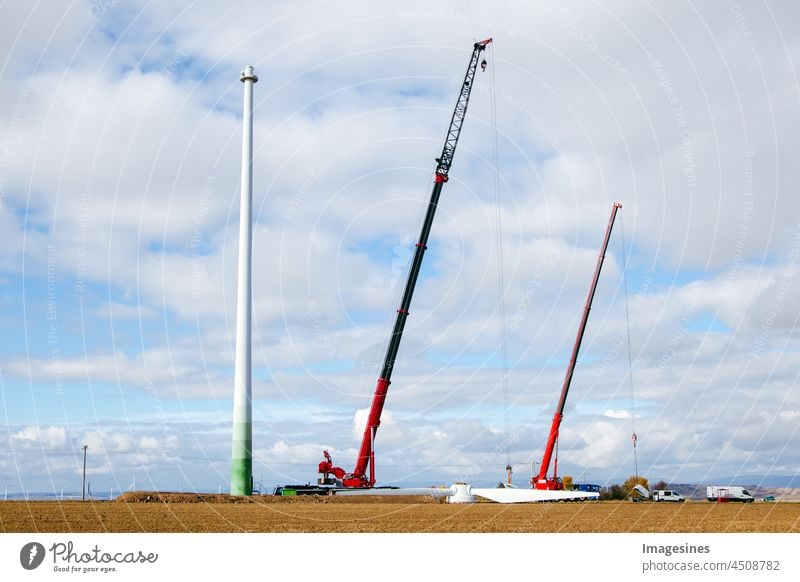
1;0;799;496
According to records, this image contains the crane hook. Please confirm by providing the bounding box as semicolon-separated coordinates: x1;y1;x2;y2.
480;59;488;72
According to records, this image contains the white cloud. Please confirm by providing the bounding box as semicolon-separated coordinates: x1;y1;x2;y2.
138;435;160;450
603;409;631;420
10;426;68;449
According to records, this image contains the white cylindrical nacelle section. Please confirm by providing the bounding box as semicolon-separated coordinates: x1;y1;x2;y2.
447;483;477;504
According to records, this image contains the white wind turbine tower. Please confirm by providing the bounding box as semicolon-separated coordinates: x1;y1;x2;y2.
231;65;258;495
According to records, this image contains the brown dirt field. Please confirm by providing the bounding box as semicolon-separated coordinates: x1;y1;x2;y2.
2;495;799;533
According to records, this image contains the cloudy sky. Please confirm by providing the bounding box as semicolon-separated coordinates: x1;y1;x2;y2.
0;0;798;496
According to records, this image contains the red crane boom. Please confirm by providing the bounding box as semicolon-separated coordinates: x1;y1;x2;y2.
319;38;493;488
532;202;622;490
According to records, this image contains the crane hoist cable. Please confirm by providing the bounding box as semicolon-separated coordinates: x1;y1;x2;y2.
620;209;640;479
487;43;512;481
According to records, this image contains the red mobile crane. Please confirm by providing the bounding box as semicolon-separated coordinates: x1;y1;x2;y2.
319;38;493;489
532;202;622;490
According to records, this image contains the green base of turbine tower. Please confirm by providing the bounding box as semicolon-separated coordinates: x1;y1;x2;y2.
230;455;252;496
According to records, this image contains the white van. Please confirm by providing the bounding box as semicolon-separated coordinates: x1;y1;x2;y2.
653;489;685;502
706;486;754;503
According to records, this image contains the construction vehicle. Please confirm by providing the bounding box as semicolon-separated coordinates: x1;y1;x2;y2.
315;38;493;489
707;485;754;503
531;202;622;490
630;484;651;502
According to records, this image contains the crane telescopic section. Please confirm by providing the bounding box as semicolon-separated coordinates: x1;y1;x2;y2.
532;202;622;490
319;38;493;488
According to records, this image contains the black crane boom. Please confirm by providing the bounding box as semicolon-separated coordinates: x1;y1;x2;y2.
318;38;493;488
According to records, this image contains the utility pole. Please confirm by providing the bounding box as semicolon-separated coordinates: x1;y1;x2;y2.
81;445;87;501
231;64;258;496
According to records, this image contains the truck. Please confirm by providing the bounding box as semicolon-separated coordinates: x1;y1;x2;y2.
653;489;685;502
707;486;754;503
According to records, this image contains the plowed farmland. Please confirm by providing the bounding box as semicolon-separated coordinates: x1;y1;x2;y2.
2;494;799;533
